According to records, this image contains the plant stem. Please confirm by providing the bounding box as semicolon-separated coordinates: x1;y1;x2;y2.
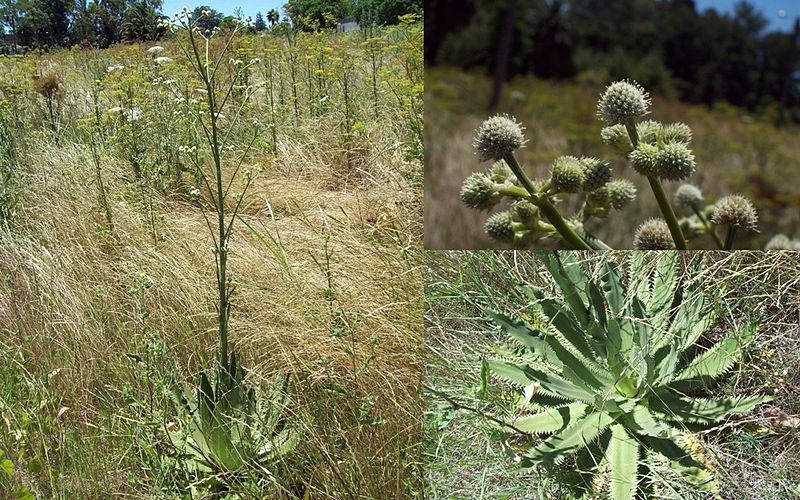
646;176;688;250
625;119;687;250
691;204;724;249
502;153;592;250
724;226;737;250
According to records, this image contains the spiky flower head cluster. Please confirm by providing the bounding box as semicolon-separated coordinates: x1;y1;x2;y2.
629;143;659;177
597;80;651;125
550;156;585;193
674;184;703;209
656;142;696;181
711;195;758;231
580;157;612;191
634;218;674;249
473;115;526;161
484;211;516;242
460;172;501;211
588;179;637;212
659;122;692;144
513;200;539;226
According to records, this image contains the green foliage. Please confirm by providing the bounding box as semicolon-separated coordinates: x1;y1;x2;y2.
169;355;297;493
120;1;166;42
480;252;771;498
285;0;353;31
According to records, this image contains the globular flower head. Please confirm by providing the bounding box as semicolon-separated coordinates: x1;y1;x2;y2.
550;156;585;193
656;142;695;181
600;124;632;154
659;122;692;145
629;143;659;177
460;172;500;211
674;183;703;209
473;115;526;161
764;234;800;251
634;218;675;249
711;195;758;231
485;211;516;242
636;120;662;145
488;159;516;184
580;157;612;191
606;179;637;209
513;200;539;226
597;80;651;125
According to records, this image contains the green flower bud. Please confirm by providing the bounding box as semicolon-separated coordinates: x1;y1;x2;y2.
606;179;637;209
637;120;662;145
601;124;632;154
629;143;659;177
597;80;651;125
551;156;586;193
460;172;500;210
513;200;539;226
485;210;516;242
634;218;675;249
656;142;695;181
580;157;612;191
473;115;526;161
711;195;758;231
488;159;516;184
674;184;703;209
659;122;692;145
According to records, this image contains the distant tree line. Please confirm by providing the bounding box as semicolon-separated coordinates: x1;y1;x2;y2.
0;0;422;53
427;0;800;124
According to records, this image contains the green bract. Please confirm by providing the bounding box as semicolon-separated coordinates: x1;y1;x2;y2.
483;253;771;499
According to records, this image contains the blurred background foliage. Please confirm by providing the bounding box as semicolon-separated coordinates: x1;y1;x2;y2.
426;0;800;124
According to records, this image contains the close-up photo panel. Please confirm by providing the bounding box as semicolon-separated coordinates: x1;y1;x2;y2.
1;0;799;499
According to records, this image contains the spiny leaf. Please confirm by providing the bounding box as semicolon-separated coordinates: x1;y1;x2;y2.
648;251;679;329
601;260;626;315
523;410;614;467
539;252;590;326
608;423;639;500
640;433;719;494
485;359;595;402
671;323;757;387
513;402;591;434
650;391;773;425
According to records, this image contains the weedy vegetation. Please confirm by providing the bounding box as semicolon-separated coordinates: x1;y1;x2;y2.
426;251;800;499
0;9;423;499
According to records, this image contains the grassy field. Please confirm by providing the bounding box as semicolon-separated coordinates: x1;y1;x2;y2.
425;251;800;499
0;18;423;499
425;67;800;250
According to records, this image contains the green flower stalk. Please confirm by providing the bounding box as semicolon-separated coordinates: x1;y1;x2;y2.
711;195;758;250
674;184;723;248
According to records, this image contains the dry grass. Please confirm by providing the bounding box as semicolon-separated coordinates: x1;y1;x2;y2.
425;68;800;250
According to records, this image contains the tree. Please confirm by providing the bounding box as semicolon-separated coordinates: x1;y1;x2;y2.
284;0;350;31
191;5;223;33
354;0;422;27
0;0;22;53
121;1;165;41
254;11;266;31
266;8;279;26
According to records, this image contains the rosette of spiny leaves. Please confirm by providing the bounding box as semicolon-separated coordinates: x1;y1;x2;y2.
481;252;771;498
169;353;298;492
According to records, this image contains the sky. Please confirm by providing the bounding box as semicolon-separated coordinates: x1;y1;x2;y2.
696;0;798;32
161;0;284;19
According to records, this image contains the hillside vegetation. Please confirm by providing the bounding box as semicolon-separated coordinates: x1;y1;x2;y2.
425;67;800;249
0;16;423;499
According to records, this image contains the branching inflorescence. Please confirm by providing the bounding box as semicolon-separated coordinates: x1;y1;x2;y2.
460;80;787;250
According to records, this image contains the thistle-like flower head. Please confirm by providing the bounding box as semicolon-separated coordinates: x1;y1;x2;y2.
597;80;651;125
473;115;526;161
580;157;612;192
606;179;637;209
659;122;692;145
488;159;516;184
629;143;659;177
637;119;662;145
634;218;675;249
656;143;696;181
711;195;758;231
550;156;585;193
600;124;632;154
674;184;703;209
485;211;516;242
513;200;539;226
764;234;800;250
461;172;500;211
